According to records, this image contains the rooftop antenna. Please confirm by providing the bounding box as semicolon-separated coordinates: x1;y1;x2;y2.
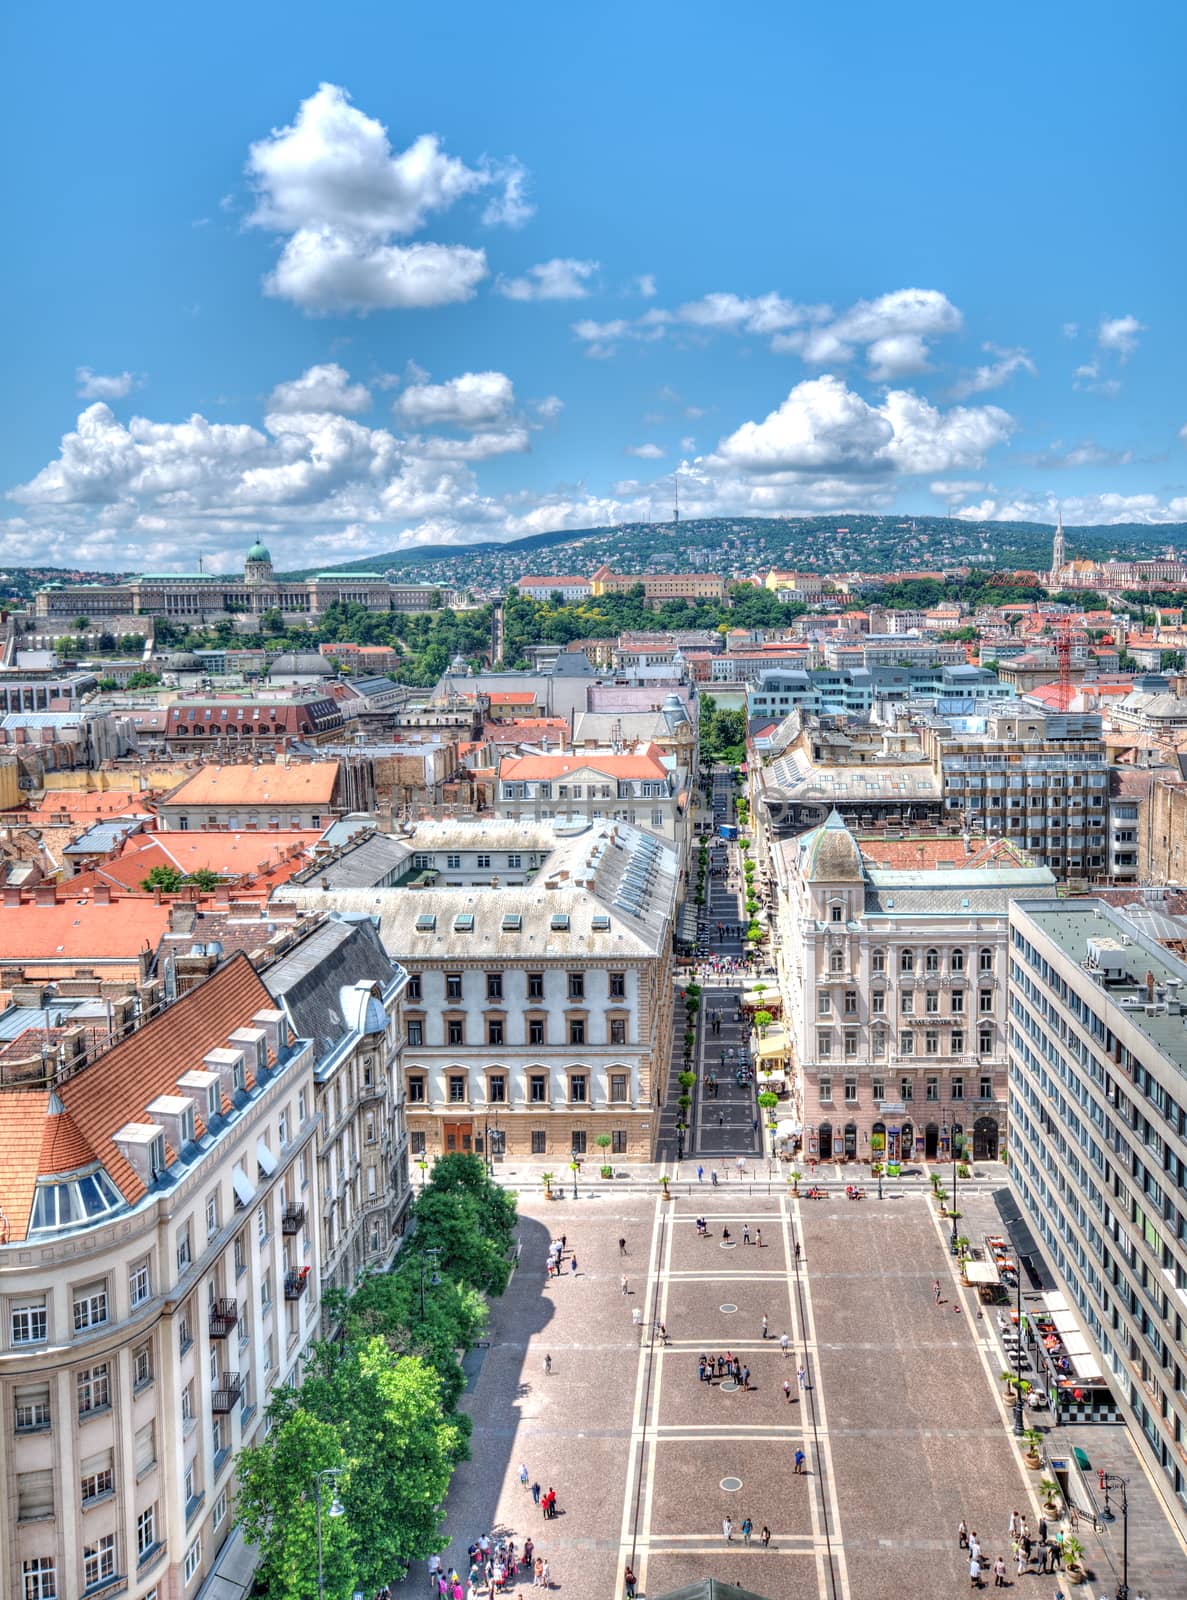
673;471;680;530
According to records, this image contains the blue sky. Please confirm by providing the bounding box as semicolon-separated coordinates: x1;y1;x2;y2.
2;0;1184;573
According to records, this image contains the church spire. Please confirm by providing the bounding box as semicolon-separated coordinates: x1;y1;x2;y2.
1050;507;1066;582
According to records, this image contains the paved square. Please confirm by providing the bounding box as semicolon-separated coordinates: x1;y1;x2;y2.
411;1189;1058;1600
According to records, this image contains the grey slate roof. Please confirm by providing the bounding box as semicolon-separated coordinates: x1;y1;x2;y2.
262;914;398;1064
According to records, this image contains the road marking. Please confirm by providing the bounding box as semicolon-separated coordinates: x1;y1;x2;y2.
614;1197;665;1598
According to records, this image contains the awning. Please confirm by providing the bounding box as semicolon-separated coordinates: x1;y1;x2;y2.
757;1035;788;1059
1061;1331;1092;1357
231;1165;256;1206
256;1138;278;1177
1043;1290;1070;1314
1069;1350;1106;1383
775;1120;802;1137
1052;1308;1080;1335
195;1523;261;1600
743;990;781;1010
965;1263;1000;1286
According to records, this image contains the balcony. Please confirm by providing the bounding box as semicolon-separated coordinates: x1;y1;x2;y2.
284;1268;311;1301
281;1202;306;1236
211;1372;243;1413
208;1298;238;1338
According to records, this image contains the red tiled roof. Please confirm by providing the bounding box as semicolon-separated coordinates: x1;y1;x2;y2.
39;1101;95;1176
163;763;339;808
0;897;172;963
500;744;668;780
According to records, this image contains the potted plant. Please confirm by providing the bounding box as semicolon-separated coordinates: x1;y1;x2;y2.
753;1008;773;1037
957;1161;971;1179
541;1171;555;1198
1021;1427;1044;1469
678;1070;696;1091
1061;1535;1085;1578
758;1090;778;1123
659;1174;672;1199
595;1133;613;1178
1038;1478;1061;1515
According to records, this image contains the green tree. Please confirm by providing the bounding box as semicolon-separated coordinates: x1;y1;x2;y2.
414;1182;515;1297
261;607;286;636
141;865;185;893
184;868;223;891
125;669;161;689
237;1338;464;1600
73;614;91;634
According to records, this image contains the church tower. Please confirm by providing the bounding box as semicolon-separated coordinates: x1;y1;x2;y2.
244;540;273;586
1049;509;1065;584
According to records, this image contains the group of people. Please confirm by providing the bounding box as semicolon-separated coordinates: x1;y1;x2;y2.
432;1536;555;1600
959;1508;1067;1586
544;1237;575;1279
698;1352;751;1388
720;1515;773;1546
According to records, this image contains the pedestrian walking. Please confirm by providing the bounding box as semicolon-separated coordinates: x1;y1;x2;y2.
719;1112;725;1127
522;1540;533;1573
958;1519;968;1549
755;1227;762;1248
783;1379;793;1403
761;1314;769;1340
1015;1548;1025;1578
992;1556;1006;1587
519;1464;529;1488
540;1562;550;1590
722;1515;733;1542
711;1170;719;1187
697;1165;704;1182
430;1555;444;1594
570;1255;578;1274
531;1481;541;1505
544;1353;552;1374
743;1223;751;1245
621;1275;629;1295
1008;1511;1018;1538
797;1364;808;1391
780;1332;790;1357
619;1237;627;1255
741;1517;753;1546
760;1526;771;1549
624;1566;637;1599
934;1280;942;1304
741;1365;750;1389
794;1448;806;1473
968;1555;982;1590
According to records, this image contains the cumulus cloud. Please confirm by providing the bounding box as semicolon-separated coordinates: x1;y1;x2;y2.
865;334;933;381
949;345;1037;399
626;443;665;460
267;363;372;415
1097;313;1144;360
76;368;141;400
496;258;599;301
676;291;809;335
535;395;564;422
954;490;1187;526
777;288;963;374
570;309;670;357
1073;362;1122;397
393;371;516;429
634;274;657;298
712;374;1012;481
244;84;526;312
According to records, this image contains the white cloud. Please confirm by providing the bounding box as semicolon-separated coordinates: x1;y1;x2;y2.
76;368;141;400
535;395;564;422
408;426;530;461
264;230;487;314
1062;322;1080;339
676;291;808;335
711;374;1012;482
949;345;1037;399
679;435;696;452
1073;361;1122;397
244;84;522;313
267;363;372;415
865;333;933;381
393;371;516;428
626;443;665;460
954;491;1187;526
1180;422;1187;443
930;480;987;499
496;258;599;301
634;274;657;298
1023;440;1135;470
1097;313;1144;360
480;158;534;227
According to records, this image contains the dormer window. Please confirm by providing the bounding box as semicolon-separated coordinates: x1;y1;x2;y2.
150;1134;166;1176
179;1106;196;1148
233;1059;246;1094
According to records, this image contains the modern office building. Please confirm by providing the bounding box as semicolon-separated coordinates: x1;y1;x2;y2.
1007;897;1187;1531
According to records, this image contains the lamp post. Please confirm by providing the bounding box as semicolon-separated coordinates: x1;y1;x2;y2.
313;1467;345;1600
950;1139;959;1251
418;1247;442;1320
570;1154;580;1200
1100;1473;1129;1600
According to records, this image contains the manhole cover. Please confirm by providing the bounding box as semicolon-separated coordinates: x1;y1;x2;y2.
720;1240;737;1249
720;1379;739;1392
719;1302;738;1313
720;1476;743;1492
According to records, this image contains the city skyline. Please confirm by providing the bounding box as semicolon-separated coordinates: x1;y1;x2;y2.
2;1;1184;575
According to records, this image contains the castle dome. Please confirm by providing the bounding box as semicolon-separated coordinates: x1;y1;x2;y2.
797;809;863;882
246;541;272;564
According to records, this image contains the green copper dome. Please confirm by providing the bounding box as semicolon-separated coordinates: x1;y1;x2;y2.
246;540;272;563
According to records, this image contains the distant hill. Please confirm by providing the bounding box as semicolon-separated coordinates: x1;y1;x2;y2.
278;514;1187;585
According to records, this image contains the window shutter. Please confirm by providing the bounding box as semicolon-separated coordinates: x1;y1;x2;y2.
135;1420;156;1475
18;1469;54;1519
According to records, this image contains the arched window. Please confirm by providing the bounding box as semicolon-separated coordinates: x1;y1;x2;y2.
829;948;844;974
900;949;914;974
925;948;939;974
951;948;965;973
871;948;886;974
979;947;993;972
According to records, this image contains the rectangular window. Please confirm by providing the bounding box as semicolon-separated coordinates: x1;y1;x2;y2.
571;1130;587;1155
83;1535;116;1589
567;973;585;1000
476;854;491;869
951;1029;964;1055
817;1031;831;1058
952;1077;964;1100
77;1363;110;1416
979;989;993;1013
950;991;964;1014
407;975;422;1001
872;950;885;974
925;1076;939;1101
979;1029;994;1055
487;1018;504;1046
569;1019;585;1046
18;1470;54;1521
611;1130;628;1155
448;1075;467;1103
900;992;913;1015
528;973;544;1000
137;1504;157;1558
14;1383;50;1432
979;1075;994;1099
817;992;831;1016
830;904;843;923
446;854;461;870
871;990;885;1015
899;1033;914;1056
925;1031;939;1055
610;1072;629;1103
130;1259;152;1307
843;990;857;1015
184;1539;201;1584
569;1075;587;1104
135;1419;156;1476
407;1019;423;1047
411;1131;426;1156
176;1225;192;1275
609;1017;628;1045
925;991;939;1014
407;1076;426;1103
530;1074;548;1104
528;1017;545;1045
80;1449;114;1504
214;1490;227;1529
447;1018;464;1046
843;1032;858;1058
72;1281;108;1333
22;1558;56;1600
486;972;503;1001
609;972;626;999
11;1300;48;1345
900;1077;914;1101
530;1131;547;1155
488;1074;506;1104
843;1077;858;1103
445;973;463;1001
872;1078;885;1102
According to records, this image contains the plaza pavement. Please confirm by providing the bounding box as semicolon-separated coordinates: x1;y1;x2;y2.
396;1185;1185;1600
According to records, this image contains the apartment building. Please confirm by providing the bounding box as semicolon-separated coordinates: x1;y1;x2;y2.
775;812;1055;1166
276;819;678;1162
494;745;689;862
157;763;341;831
1007;899;1187;1532
0;956;320;1600
263;914;411;1307
589;566;726;604
920;708;1108;880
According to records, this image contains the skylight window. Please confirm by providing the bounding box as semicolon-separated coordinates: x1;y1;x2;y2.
501;913;522;932
453;913;475;933
415;913;437;932
550;913;570;931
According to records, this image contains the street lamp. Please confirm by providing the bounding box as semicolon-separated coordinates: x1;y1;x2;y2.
1100;1473;1129;1600
313;1467;345;1600
1012;1261;1025;1436
418;1247;442;1320
951;1139;959;1251
570;1153;580;1199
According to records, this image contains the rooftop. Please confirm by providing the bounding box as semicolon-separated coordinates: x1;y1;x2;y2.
163;762;340;808
0;895;172;963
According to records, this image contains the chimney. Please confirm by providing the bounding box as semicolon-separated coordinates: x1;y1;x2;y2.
3;886;21;908
92;884;111;906
34;884;57;907
1145;970;1156;1003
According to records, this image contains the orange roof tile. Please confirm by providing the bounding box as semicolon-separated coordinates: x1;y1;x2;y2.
0;1091;52;1242
500;745;668;781
164;763;339;808
488;692;538;704
39;1100;96;1176
0;897;171;963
